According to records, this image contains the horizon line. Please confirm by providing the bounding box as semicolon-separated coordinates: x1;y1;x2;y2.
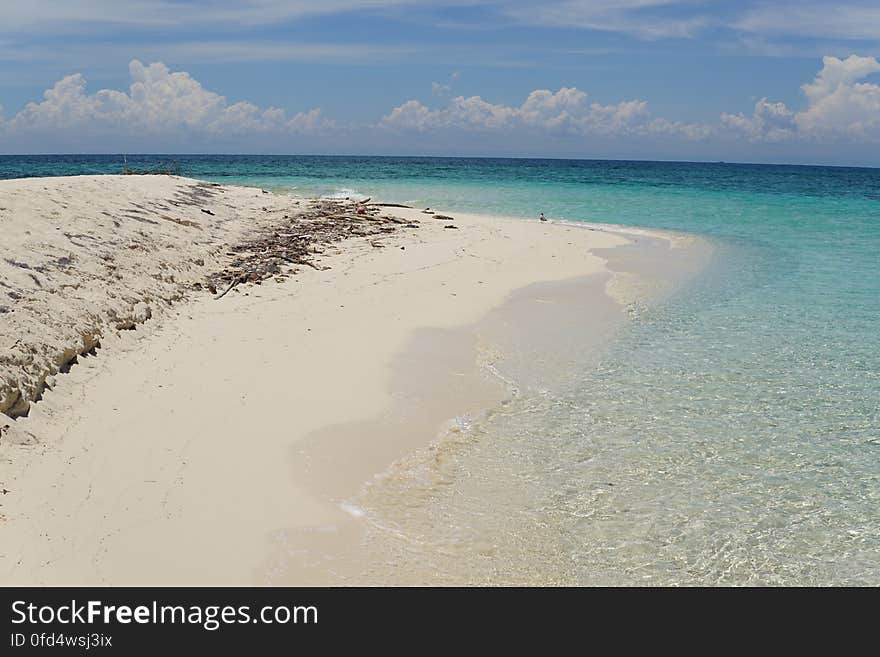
1;153;878;171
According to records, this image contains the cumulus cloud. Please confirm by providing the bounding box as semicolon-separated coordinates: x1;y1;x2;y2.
795;55;880;138
6;60;331;141
6;53;880;155
720;55;880;143
382;86;708;140
386;56;880;148
721;98;796;142
382;96;516;131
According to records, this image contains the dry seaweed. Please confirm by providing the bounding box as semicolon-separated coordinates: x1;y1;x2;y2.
121;161;181;176
208;198;419;298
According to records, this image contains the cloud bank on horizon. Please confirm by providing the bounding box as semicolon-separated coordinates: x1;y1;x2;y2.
2;55;879;160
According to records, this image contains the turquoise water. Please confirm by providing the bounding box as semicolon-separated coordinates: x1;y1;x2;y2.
3;155;878;584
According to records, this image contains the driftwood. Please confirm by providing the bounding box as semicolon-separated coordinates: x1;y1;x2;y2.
213;278;240;300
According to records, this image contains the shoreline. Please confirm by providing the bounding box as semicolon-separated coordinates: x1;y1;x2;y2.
0;175;707;585
269;270;625;584
275;230;711;585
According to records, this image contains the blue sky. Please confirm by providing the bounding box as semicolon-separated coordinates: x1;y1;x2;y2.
1;1;879;165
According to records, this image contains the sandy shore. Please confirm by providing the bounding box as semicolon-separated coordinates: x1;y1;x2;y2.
0;175;691;585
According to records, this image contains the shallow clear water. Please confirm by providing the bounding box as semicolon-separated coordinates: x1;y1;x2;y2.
3;155;878;584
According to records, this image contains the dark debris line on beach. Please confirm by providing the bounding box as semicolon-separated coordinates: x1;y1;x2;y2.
206;198;420;299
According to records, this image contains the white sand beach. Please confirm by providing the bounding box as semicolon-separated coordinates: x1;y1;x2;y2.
0;175;693;585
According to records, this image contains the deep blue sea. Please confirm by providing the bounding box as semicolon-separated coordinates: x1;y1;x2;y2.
2;155;878;584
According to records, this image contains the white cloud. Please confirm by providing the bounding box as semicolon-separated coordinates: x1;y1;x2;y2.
388;54;880;147
721;98;796;142
518;87;591;128
721;55;880;143
7;60;331;138
448;95;519;129
795;55;880;138
382;86;708;140
381;100;435;131
6;53;880;155
382;96;517;131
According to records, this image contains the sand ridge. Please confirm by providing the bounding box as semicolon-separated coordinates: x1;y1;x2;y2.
0;175;306;420
0;176;422;426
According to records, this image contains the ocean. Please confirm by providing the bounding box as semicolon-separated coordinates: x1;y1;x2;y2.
2;155;878;584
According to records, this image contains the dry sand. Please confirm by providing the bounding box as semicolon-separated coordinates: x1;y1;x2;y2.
0;175;678;585
0;175;308;420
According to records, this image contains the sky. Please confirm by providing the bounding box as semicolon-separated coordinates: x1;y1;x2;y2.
0;1;879;165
